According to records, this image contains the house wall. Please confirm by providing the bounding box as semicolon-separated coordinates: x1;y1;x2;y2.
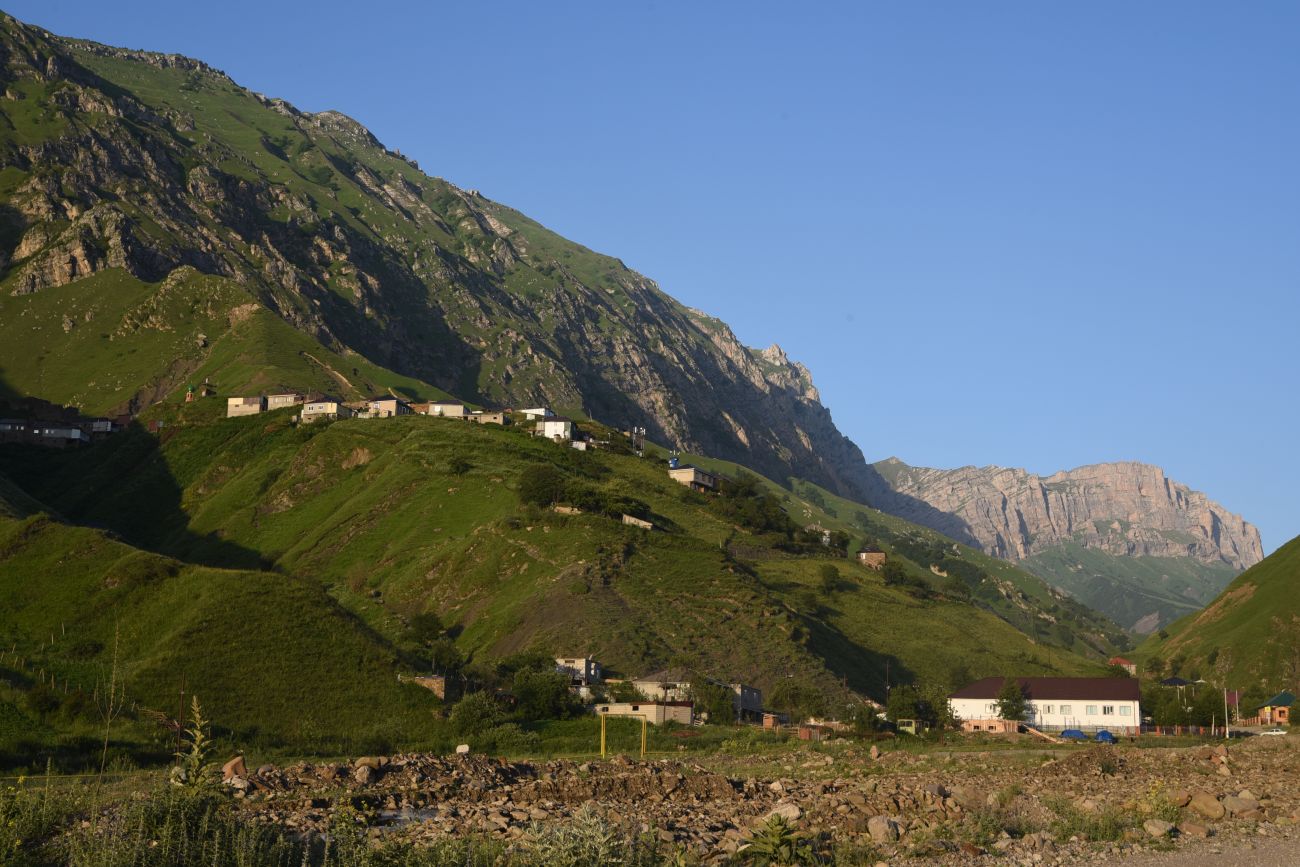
266;394;303;409
595;702;692;726
857;552;887;569
468;412;505;425
227;397;266;417
427;403;466;417
950;697;1141;733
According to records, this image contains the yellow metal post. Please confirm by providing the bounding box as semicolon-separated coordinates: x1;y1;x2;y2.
641;717;647;758
600;714;607;758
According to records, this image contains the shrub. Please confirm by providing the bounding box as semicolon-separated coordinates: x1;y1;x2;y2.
449;692;504;737
517;465;565;507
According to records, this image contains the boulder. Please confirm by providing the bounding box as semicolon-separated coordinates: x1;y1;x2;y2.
1222;795;1261;816
352;764;376;785
1179;822;1210;839
867;815;900;842
455;744;471;754
765;802;802;823
221;755;247;781
1189;791;1225;820
1144;819;1175;838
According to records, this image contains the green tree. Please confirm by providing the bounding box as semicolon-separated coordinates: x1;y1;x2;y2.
817;564;839;595
689;677;737;724
449;691;504;736
517;465;565;506
994;678;1027;722
1104;664;1132;678
881;560;909;586
512;668;577;722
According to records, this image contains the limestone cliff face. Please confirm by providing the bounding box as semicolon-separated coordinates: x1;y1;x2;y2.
875;459;1263;570
0;15;877;499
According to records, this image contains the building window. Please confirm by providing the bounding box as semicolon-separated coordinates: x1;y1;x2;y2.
1043;705;1053;714
631;705;640;711
1086;705;1098;716
1119;706;1131;716
1060;705;1071;715
1102;706;1114;715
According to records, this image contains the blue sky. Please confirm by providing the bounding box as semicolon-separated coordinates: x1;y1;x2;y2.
14;2;1298;551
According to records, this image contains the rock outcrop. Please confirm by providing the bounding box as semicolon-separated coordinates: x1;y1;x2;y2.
874;459;1263;571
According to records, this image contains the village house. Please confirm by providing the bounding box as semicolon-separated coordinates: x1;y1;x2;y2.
226;396;267;417
0;419;27;443
520;407;553;421
667;465;718;493
537;416;574;441
31;425;86;447
595;701;693;726
419;401;466;418
949;676;1142;736
467;410;506;425
1254;691;1295;726
266;393;304;411
1107;656;1138;675
301;398;353;424
555;657;603;686
368;397;412;418
632;670;762;722
856;548;887;569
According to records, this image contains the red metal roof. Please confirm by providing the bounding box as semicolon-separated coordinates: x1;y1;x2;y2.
949;677;1140;701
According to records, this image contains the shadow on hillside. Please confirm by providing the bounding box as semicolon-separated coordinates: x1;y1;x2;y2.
0;400;270;571
855;462;982;549
799;612;912;700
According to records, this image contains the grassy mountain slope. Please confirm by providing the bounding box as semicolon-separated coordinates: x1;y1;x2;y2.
1138;535;1300;691
683;452;1128;658
1022;543;1237;634
0;509;438;761
0;407;1108;711
0;13;878;500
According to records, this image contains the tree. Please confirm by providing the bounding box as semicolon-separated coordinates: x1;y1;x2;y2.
817;564;839;595
512;668;577;722
1104;664;1131;678
517;465;565;506
881;560;909;586
994;678;1027;722
450;691;504;736
689;677;737;724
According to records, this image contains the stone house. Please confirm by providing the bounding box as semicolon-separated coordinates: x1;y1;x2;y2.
856;548;887;569
1107;656;1138;675
368;397;412;418
1256;691;1295;726
416;401;465;418
595;701;693;726
301;398;353;423
538;417;574;441
949;676;1142;736
266;393;304;410
555;657;603;686
468;410;506;425
227;396;266;417
622;514;654;530
632;670;762;721
667;465;718;493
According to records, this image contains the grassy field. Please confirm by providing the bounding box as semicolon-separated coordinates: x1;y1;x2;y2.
1138;535;1300;690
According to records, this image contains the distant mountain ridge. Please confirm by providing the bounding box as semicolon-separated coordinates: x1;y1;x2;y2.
870;458;1263;631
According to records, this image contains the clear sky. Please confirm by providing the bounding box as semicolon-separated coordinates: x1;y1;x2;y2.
14;2;1298;552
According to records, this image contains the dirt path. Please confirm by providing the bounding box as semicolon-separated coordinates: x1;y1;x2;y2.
1082;832;1300;866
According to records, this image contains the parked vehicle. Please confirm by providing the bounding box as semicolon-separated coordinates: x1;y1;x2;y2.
1095;730;1117;744
1059;729;1089;741
1259;728;1288;737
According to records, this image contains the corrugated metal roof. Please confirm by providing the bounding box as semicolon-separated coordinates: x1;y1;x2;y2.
949;677;1140;701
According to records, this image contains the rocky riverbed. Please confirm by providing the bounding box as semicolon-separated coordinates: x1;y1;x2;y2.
223;737;1300;863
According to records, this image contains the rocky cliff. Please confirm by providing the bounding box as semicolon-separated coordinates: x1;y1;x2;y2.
873;458;1264;630
0;14;876;500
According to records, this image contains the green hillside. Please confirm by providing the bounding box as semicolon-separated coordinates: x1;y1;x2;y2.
0;508;439;766
1138;535;1300;691
1023;543;1237;633
0;408;1109;719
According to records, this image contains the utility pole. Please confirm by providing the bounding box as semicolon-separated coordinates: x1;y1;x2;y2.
1224;688;1230;740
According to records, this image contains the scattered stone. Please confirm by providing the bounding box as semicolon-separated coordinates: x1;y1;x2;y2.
1179;822;1210;839
455;744;470;754
867;815;900;842
1190;791;1226;820
1144;819;1175;838
765;802;801;822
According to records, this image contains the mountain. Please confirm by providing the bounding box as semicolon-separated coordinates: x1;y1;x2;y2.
870;458;1263;632
1139;534;1300;691
0;12;875;501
